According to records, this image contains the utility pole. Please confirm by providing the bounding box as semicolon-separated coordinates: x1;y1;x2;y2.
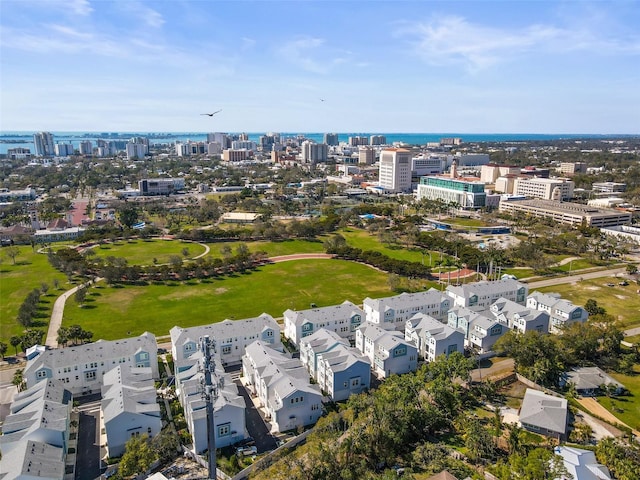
200;335;222;480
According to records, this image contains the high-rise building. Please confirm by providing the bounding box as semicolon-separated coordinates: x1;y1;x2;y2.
301;141;328;163
358;146;375;165
33;132;55;156
54;143;74;157
78;141;93;155
378;148;412;193
349;136;369;147
126;142;148;159
370;135;386;145
323;133;339;146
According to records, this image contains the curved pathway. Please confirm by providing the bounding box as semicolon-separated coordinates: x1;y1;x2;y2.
269;253;333;262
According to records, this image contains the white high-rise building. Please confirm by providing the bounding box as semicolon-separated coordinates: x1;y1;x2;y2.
514;177;574;200
358;146;375;165
301;141;328;163
323;133;339;146
54;143;74;157
78;140;93;155
126;142;148;159
378;148;412;193
370;135;386;145
33;132;55;156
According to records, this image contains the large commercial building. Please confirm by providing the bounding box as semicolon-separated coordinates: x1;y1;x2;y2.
592;182;626;193
301;141;329;163
499;198;632;227
349;136;369;146
138;177;185;196
370;135;386;145
33;132;55;156
78;140;93;155
222;148;250;162
323;133;339;145
378;148;412;193
412;155;447;176
358;146;375;165
54;143;74;157
416;176;487;209
126;142;148;159
480;164;520;183
514;177;574;200
559;162;587;176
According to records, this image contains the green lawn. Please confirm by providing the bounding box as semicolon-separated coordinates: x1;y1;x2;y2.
92;239;207;265
0;246;69;343
442;217;490;228
597;366;640;432
205;238;325;258
339;228;440;266
62;259;393;340
551;258;600;273
536;277;640;328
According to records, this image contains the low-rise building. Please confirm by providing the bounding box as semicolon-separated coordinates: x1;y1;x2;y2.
416;176;487;209
316;342;370;401
554;446;612;480
299;329;349;378
24;332;158;396
526;292;588;333
404;313;465;362
446;279;528;311
560;366;625;397
467;315;508;353
355;324;417;379
138;178;185;196
519;388;568;440
488;297;550;334
362;289;451;331
101;366;161;457
242;341;323;433
283;301;365;347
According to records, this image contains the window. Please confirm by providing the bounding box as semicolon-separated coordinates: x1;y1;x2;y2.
350;377;360;387
218;423;231;437
85;371;96;380
266;330;274;337
139;352;148;360
222;345;232;355
184;343;195;352
36;370;48;379
490;326;502;336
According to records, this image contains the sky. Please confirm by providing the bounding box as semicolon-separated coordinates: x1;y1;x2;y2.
1;0;639;134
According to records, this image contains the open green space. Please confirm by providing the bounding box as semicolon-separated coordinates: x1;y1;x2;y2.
339;228;439;265
62;259;392;340
92;239;207;265
0;246;69;343
597;365;640;432
443;217;490;228
536;277;640;327
552;258;600;273
205;238;325;259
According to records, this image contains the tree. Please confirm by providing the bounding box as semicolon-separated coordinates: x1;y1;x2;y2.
5;246;19;265
0;341;7;359
69;324;83;345
10;335;21;355
118;434;157;477
75;285;87;306
57;326;70;347
584;298;606;316
12;369;25;391
152;429;180;464
21;329;44;350
118;205;139;229
40;282;49;295
626;263;638;275
494;448;569;480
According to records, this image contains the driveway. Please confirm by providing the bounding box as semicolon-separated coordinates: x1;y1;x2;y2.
75;395;102;480
234;381;277;453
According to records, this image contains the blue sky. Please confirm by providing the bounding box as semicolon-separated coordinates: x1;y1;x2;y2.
1;0;639;133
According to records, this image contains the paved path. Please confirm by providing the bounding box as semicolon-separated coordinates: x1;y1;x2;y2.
525;267;627;289
578;397;640;438
624;326;640;337
269;253;333;262
470;358;514;383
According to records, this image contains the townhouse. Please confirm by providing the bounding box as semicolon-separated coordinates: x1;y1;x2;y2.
283;301;365;347
316;344;370;401
405;313;465;362
526;292;589;333
445;278;528;311
170;314;281;370
355;324;417;378
299;329;349;378
101;366;162;457
242;341;323;433
467;315;508;353
488;297;550;334
23;332;158;395
0;379;72;480
362;289;451;331
177;350;246;453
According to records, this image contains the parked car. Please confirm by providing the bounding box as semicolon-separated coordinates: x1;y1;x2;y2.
236;445;257;456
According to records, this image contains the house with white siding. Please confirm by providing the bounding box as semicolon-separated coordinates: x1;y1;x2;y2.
526;292;588;333
447;306;489;339
170;314;281;370
0;379;72;480
446;279;528;311
101;366;162;457
467;315;508;353
242;341;323;433
283;301;365;347
23;332;158;396
355;324;417;378
405;313;465;362
299;329;349;379
177;350;246;453
489;297;550;334
316;344;370;401
362;289;451;331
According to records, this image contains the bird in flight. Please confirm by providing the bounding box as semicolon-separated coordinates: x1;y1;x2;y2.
319;98;325;102
200;109;222;116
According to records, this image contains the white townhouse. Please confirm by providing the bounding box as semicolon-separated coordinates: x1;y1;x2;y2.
101;366;162;457
489;297;550;334
299;329;349;378
242;341;323;433
283;301;365;347
446;279;528;311
355;324;417;379
0;379;72;480
170;314;281;371
405;313;465;362
23;332;158;396
467;315;509;353
316;343;371;402
177;350;246;453
362;289;451;331
447;306;490;339
526;292;589;333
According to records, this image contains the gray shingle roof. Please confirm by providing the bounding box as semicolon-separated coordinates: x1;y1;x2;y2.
519;388;568;435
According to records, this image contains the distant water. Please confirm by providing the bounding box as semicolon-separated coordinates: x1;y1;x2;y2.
0;131;636;155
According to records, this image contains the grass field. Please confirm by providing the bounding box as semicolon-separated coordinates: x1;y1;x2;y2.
443;217;490;228
597;365;640;432
0;246;69;343
339;228;441;265
92;239;207;265
536;277;640;328
205;238;325;258
62;259;392;340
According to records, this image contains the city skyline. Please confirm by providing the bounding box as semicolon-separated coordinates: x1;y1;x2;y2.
1;0;639;134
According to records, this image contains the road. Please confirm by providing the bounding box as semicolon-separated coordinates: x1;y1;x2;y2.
525;267;627;289
75;395;102;480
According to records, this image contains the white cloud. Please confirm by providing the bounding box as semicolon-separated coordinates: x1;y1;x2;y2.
241;37;256;50
120;1;165;28
399;14;640;72
278;36;328;74
68;0;93;16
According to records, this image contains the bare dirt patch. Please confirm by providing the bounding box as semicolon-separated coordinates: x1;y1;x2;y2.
215;287;228;294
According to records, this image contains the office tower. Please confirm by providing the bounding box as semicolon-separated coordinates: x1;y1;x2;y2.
323;133;339;146
33;132;55;156
370;135;386;145
378;148;412;193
